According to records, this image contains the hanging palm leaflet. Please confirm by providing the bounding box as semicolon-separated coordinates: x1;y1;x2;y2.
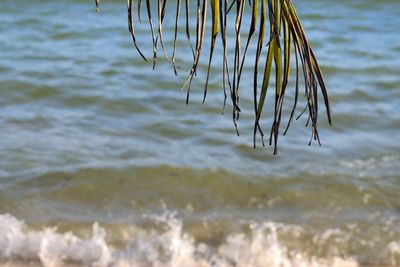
95;0;332;154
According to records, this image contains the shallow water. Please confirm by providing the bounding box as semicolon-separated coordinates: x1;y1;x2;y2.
0;0;399;266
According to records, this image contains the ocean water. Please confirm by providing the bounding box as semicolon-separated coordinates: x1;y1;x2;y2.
0;0;399;266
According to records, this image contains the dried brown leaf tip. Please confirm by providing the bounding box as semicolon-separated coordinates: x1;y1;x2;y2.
95;0;332;154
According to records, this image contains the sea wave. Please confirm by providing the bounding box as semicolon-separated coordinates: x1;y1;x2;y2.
1;213;398;267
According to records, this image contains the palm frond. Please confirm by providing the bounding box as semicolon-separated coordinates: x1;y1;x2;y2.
95;0;331;154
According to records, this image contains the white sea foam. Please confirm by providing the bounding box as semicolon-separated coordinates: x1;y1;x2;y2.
388;241;400;266
338;154;399;178
1;213;395;267
0;214;111;266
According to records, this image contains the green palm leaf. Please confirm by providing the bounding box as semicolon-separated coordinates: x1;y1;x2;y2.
95;0;331;154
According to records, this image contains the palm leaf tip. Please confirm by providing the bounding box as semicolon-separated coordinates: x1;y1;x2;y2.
95;0;100;12
95;0;331;154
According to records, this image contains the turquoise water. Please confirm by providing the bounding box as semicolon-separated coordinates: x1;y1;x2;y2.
0;0;399;266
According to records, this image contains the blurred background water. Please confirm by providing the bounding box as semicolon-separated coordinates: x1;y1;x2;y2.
0;0;399;266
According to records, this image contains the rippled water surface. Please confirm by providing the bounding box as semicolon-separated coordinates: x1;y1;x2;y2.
0;0;399;266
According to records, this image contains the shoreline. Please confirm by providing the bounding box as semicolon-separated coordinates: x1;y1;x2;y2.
0;261;395;267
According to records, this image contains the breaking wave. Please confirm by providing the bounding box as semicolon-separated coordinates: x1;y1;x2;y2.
2;213;397;267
